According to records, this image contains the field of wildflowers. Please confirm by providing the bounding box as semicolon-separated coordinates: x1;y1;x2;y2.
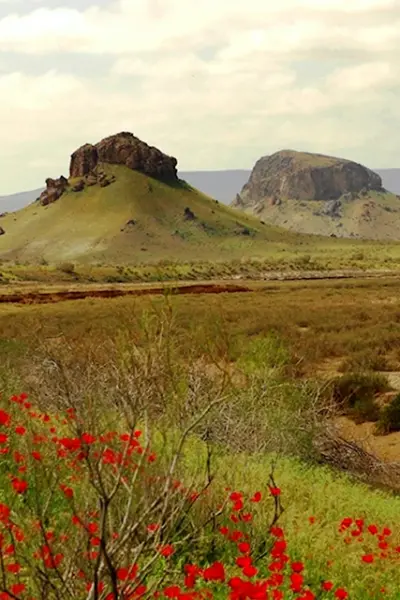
0;390;399;600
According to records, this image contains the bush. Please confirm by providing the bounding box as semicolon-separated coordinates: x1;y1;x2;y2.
58;261;75;275
377;393;400;433
330;372;390;423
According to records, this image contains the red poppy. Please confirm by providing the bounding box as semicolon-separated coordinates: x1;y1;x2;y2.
159;545;174;558
11;478;28;494
0;410;11;427
203;561;225;582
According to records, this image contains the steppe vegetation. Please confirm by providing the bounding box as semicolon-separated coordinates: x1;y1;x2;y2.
1;277;400;598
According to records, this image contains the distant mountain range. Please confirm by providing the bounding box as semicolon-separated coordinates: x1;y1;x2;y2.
1;169;399;213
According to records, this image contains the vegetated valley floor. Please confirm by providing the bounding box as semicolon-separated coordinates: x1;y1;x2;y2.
1;274;400;462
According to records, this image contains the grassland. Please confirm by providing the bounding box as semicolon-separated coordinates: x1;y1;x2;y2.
2;277;400;598
1;163;400;272
243;189;400;240
1;276;400;373
0;164;304;264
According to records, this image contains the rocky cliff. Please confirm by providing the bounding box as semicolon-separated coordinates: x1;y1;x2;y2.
38;132;178;206
232;150;384;209
70;132;178;181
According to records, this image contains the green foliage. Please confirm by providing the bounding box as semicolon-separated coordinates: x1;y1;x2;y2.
58;261;75;275
377;393;400;434
237;334;290;377
330;372;390;423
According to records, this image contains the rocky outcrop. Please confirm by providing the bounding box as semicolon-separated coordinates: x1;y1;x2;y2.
232;150;384;209
35;132;178;207
70;144;98;178
0;227;5;235
184;207;196;221
39;176;69;206
70;132;178;181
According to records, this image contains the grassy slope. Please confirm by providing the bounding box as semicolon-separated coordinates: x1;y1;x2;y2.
0;164;306;264
2;284;400;597
248;190;400;239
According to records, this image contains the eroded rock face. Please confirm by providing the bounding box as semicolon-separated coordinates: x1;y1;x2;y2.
70;144;98;179
36;132;178;207
39;176;69;206
232;150;384;209
69;132;178;181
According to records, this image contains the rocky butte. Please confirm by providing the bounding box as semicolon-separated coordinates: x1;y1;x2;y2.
38;132;178;206
232;149;384;210
231;149;400;239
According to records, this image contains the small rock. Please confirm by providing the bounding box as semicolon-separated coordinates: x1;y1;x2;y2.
39;175;69;206
184;207;196;221
0;227;5;235
72;179;85;192
85;174;97;186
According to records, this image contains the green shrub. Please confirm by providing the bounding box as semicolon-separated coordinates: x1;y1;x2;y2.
58;261;75;275
377;393;400;433
340;349;390;372
330;372;390;423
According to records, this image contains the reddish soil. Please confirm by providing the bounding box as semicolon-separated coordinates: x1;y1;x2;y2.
0;283;251;305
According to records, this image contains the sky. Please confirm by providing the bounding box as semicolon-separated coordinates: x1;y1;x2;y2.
0;0;399;194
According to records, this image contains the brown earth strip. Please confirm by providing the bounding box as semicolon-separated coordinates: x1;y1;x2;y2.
0;283;251;305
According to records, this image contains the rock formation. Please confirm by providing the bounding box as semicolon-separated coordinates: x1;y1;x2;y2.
39;176;69;206
36;132;178;206
232;150;384;209
70;132;178;181
0;227;5;235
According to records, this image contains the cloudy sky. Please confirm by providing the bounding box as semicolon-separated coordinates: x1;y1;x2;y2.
0;0;399;194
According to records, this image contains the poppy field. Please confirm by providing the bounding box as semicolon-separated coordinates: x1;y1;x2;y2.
0;388;399;600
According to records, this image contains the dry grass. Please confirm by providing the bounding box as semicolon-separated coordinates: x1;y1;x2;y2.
2;277;400;377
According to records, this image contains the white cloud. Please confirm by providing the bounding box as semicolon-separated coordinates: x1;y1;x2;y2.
0;0;399;55
0;0;399;193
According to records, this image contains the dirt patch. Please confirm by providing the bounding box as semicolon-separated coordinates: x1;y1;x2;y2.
336;416;400;463
0;283;251;306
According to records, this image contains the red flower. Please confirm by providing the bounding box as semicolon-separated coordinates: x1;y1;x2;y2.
87;522;98;535
60;484;74;499
269;487;281;497
0;503;10;522
238;542;251;554
242;565;258;578
81;433;96;445
10;583;26;595
290;572;304;593
367;524;378;535
322;581;334;592
335;589;348;600
59;437;81;452
163;586;181;598
15;426;26;435
250;491;262;503
291;561;304;573
159;545;174;558
6;563;21;574
0;410;11;427
203;561;225;582
117;565;138;581
362;554;374;563
0;433;8;445
11;478;28;494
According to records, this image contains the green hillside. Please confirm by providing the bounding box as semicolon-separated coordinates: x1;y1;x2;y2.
0;164;303;264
